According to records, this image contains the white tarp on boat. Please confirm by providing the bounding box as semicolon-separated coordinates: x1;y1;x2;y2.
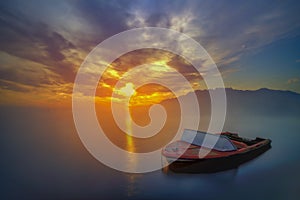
181;129;237;152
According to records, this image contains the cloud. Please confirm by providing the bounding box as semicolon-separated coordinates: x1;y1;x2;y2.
0;6;77;82
2;0;299;77
106;49;204;84
124;0;300;67
0;52;74;105
92;48;211;104
0;52;62;87
0;79;32;93
72;0;134;47
1;0;300;105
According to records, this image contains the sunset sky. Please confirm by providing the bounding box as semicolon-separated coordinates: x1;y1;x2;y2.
0;0;300;106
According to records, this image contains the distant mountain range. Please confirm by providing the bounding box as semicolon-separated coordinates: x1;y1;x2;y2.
225;88;300;117
162;88;300;118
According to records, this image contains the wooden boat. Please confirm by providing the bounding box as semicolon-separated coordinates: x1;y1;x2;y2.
162;129;271;173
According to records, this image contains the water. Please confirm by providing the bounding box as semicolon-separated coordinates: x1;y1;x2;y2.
1;106;300;199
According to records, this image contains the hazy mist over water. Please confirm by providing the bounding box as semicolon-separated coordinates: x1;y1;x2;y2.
1;89;300;199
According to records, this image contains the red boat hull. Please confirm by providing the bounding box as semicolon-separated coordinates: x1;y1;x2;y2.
162;133;272;173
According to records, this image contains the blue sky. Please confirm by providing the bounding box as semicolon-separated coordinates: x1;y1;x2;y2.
0;0;300;105
225;34;300;91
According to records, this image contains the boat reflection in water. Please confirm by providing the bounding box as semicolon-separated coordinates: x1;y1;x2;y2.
162;129;272;174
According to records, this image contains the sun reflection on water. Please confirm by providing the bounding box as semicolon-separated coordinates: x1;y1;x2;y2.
125;108;140;197
125;114;135;153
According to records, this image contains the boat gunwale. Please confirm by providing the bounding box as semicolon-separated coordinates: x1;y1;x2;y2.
162;135;271;162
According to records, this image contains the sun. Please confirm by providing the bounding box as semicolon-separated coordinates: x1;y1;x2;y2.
119;83;136;97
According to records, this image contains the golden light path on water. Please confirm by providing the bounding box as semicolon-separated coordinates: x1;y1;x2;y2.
125;115;135;153
122;82;136;153
125;105;140;197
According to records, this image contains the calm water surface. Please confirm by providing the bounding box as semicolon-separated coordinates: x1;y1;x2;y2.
1;107;300;199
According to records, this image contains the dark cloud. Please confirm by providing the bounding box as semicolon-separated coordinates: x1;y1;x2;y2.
109;48;195;72
0;64;57;88
72;0;133;46
124;0;300;67
135;83;174;95
111;48;203;79
192;0;300;65
99;49;203;93
1;0;300;96
166;55;201;74
43;31;75;61
0;79;31;92
0;6;77;82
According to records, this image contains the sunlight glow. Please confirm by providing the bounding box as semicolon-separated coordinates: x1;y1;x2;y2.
119;83;136;97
